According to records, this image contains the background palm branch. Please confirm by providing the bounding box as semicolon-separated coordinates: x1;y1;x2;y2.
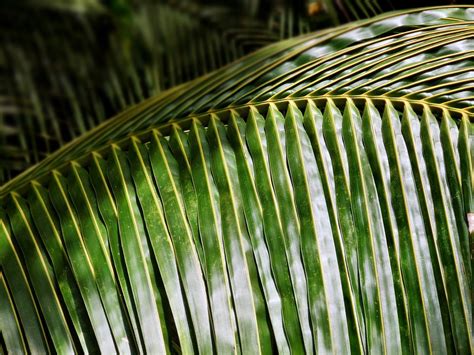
0;0;460;183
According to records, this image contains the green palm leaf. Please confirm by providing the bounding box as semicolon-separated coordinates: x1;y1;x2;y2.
1;5;472;353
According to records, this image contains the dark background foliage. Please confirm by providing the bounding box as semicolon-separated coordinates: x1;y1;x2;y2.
0;0;460;182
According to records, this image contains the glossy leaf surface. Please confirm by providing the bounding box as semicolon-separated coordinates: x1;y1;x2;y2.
0;6;472;354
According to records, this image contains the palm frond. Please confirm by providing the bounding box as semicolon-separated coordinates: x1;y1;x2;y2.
0;5;473;353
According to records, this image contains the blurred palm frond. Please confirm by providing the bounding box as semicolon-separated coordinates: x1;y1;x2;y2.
0;0;458;182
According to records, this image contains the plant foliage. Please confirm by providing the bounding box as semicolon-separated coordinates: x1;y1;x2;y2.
0;5;473;354
0;0;461;182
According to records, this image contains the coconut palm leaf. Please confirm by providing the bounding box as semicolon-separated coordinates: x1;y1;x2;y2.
1;5;473;353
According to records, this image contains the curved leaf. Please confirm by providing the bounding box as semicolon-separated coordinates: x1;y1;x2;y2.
0;6;472;353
